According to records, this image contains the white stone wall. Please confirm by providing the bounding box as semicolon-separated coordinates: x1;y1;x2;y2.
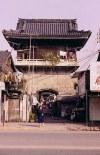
21;94;31;122
4;100;8;122
23;73;77;95
20;99;23;121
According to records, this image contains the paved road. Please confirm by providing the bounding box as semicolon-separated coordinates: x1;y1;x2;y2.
0;132;100;155
0;149;100;155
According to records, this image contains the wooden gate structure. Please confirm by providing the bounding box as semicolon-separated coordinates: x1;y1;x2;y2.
8;99;20;122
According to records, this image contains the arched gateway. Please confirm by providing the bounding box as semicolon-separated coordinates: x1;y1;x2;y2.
36;89;59;118
36;88;58;101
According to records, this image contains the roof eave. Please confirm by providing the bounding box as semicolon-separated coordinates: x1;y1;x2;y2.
72;69;89;78
2;30;91;40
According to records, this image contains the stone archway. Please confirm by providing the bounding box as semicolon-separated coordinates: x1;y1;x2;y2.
36;88;58;101
36;89;59;118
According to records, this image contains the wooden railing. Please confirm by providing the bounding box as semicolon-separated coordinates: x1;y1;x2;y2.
15;59;78;66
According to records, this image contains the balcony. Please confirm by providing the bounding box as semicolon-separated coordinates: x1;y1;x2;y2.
15;59;78;67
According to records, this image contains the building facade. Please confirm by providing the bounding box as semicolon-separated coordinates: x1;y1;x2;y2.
0;51;22;122
3;18;91;97
73;52;100;123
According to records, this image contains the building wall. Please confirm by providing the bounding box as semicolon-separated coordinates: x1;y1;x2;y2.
8;99;20;121
3;96;31;122
23;72;77;95
17;46;77;96
89;97;100;121
4;99;8;122
20;94;31;122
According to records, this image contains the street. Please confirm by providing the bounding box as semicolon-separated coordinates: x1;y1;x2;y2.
0;131;100;154
0;148;100;155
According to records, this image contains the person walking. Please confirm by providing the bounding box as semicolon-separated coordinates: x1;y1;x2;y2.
37;105;44;127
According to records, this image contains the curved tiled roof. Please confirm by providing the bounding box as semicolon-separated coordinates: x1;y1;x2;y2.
3;29;91;39
16;18;78;36
2;18;91;39
2;18;91;51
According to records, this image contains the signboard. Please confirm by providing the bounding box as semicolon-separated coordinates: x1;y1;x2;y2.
90;62;100;91
0;82;5;90
78;73;86;95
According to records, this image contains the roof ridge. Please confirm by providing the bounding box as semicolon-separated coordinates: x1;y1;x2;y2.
18;18;77;23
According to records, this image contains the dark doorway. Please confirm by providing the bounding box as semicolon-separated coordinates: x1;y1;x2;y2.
36;89;59;120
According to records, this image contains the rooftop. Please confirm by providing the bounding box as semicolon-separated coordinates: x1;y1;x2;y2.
72;51;99;78
3;18;91;38
2;18;91;50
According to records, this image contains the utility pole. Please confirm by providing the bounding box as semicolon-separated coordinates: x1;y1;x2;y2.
97;29;100;50
32;45;34;93
29;35;32;72
85;88;88;126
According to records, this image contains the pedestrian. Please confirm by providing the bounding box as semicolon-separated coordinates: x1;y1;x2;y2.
37;105;44;127
40;95;45;106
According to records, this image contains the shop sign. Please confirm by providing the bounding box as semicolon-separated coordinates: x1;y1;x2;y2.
90;62;100;91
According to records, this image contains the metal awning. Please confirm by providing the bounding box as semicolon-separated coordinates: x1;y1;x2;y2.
72;52;99;78
56;95;78;103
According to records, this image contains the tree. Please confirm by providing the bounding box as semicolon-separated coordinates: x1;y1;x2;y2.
17;78;27;92
41;52;60;70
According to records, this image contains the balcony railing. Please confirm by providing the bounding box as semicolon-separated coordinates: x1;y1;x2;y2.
15;59;78;67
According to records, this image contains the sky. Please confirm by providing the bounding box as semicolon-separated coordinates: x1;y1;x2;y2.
0;0;100;60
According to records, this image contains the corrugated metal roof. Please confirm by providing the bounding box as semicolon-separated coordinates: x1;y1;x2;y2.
56;95;78;103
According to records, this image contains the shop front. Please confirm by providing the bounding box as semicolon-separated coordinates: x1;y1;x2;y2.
89;62;100;122
89;96;100;121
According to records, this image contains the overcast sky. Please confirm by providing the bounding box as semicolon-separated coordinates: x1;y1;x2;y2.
0;0;100;60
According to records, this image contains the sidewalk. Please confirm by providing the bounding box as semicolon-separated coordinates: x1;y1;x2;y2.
0;122;100;132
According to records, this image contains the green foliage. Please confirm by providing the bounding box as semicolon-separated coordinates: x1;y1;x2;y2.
18;78;27;91
41;52;60;66
29;112;35;122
